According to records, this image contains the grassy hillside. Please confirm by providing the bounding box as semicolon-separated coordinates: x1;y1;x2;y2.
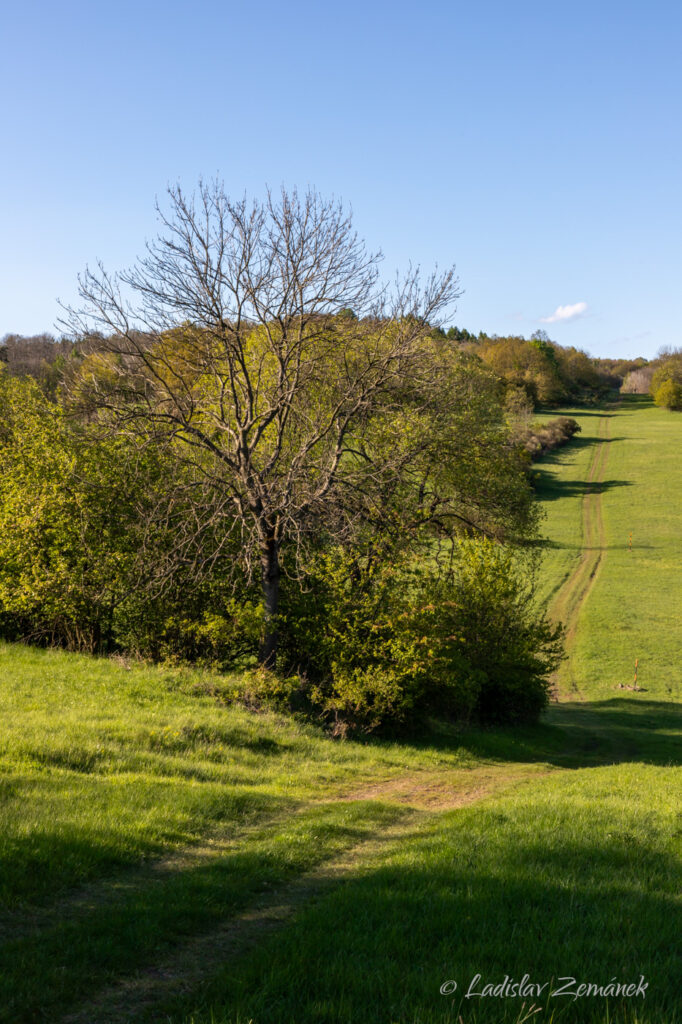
0;397;680;1023
535;396;682;699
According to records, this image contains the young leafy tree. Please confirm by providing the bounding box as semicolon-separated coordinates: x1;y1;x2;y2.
0;375;148;649
649;349;682;398
653;378;682;410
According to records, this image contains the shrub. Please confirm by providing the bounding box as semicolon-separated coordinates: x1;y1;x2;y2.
279;551;431;734
520;416;581;460
653;379;682;411
0;374;260;664
278;540;563;733
422;540;563;723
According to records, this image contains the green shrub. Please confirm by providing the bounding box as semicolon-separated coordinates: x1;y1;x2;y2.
279;540;563;733
131;601;262;669
653;378;682;411
0;374;260;665
420;540;563;723
649;352;682;399
280;551;431;734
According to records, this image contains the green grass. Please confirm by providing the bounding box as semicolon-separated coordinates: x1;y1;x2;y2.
173;764;681;1024
534;396;682;700
0;641;483;911
531;407;603;610
0;396;680;1023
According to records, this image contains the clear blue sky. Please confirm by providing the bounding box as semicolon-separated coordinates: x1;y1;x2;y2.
2;0;680;358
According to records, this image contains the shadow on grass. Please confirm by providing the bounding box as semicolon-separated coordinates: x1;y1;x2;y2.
5;726;678;1024
162;803;681;1024
0;800;406;1024
536;407;621;418
0;784;286;910
392;699;682;771
532;473;633;501
532;540;654;551
533;434;623;466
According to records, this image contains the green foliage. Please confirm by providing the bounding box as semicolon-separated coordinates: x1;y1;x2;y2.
145;602;263;669
0;375;140;649
643;351;682;409
478;335;565;404
0;374;260;664
280;540;562;733
0;324;551;729
649;350;682;396
529;334;558;367
429;540;564;723
653;377;682;410
279;550;429;734
475;333;617;408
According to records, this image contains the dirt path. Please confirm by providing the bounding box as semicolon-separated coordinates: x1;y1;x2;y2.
548;414;611;697
60;765;549;1024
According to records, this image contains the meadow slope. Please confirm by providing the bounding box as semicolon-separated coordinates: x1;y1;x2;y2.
0;397;679;1024
534;396;682;700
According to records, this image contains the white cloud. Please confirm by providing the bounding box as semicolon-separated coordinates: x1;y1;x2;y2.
540;301;588;324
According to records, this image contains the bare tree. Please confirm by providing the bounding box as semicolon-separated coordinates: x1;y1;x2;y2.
621;366;655;394
61;182;462;665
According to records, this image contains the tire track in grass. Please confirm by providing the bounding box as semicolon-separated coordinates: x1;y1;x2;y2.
0;768;530;946
59;766;549;1024
0;798;309;947
548;414;611;697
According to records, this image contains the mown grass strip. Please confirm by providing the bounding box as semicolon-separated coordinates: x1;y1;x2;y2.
537;397;682;700
0;801;407;1024
161;765;681;1024
548;413;610;695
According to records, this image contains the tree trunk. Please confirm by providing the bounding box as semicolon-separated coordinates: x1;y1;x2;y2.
259;536;280;669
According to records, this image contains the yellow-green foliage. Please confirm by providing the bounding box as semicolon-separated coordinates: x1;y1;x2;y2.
0;375;136;647
653;377;682;410
0;374;260;663
280;540;562;732
478;336;564;404
649;351;682;410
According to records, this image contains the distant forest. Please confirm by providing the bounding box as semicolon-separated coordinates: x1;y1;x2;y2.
0;327;654;403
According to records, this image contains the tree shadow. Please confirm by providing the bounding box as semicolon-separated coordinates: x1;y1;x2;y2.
173;799;681;1023
398;699;682;770
534;436;622;469
536;407;620;418
533;540;654;552
0;799;403;1022
532;474;633;501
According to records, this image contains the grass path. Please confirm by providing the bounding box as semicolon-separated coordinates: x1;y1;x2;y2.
61;766;547;1024
537;396;682;699
547;413;611;696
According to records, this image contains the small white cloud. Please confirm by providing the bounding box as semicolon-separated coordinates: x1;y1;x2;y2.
540;301;587;324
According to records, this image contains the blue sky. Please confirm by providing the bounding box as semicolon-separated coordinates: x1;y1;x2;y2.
2;0;680;358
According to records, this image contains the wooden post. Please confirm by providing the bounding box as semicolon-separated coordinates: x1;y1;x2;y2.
633;658;639;689
628;532;633;551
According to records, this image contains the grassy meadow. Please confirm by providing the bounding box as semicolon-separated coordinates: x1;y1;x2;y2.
0;396;680;1023
534;396;682;700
